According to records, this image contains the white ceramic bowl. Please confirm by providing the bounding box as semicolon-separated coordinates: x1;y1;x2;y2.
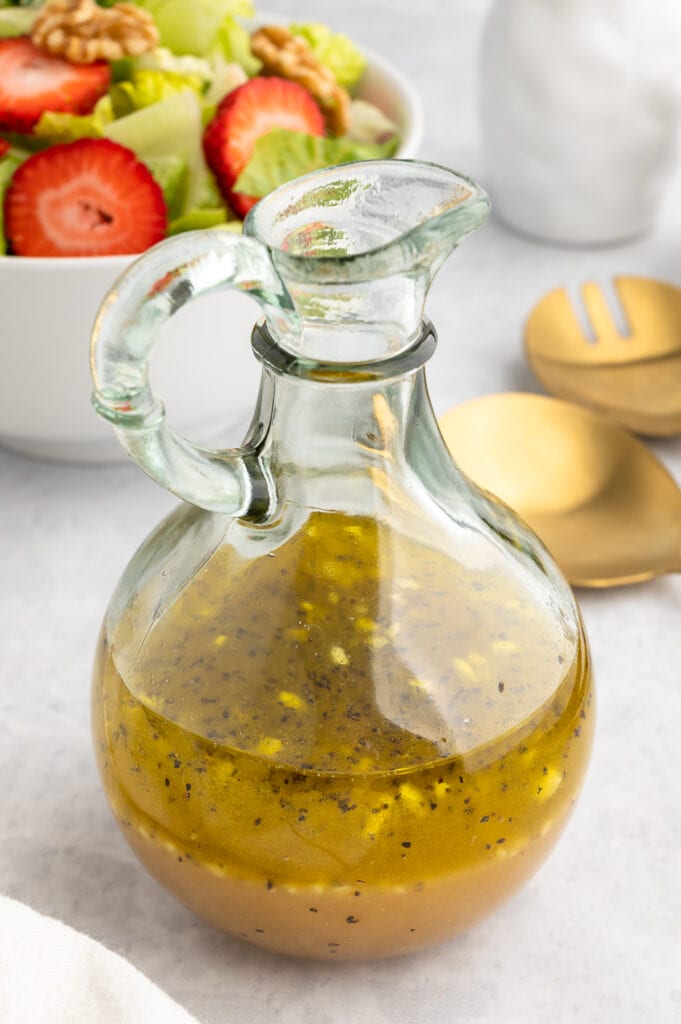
0;46;423;463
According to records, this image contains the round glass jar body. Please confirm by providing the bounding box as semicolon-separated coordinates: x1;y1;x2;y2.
91;161;594;959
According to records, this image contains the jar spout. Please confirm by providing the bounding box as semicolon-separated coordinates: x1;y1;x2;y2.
244;159;490;363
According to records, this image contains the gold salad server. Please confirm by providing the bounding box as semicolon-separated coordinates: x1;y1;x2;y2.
440;392;681;587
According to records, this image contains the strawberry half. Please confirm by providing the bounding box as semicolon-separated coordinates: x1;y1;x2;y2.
0;36;110;134
4;138;167;257
0;139;10;159
203;76;325;218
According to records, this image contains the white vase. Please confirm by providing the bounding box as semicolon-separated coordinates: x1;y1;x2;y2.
480;0;681;245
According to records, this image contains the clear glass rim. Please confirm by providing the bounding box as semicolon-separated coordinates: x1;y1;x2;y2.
243;159;490;285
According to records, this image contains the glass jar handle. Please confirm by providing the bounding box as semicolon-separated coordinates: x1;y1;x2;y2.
90;230;299;517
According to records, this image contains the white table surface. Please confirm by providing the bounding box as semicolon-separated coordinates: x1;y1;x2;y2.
2;2;680;1022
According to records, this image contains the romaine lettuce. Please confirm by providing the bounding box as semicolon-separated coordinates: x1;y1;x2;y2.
202;56;248;110
348;100;399;145
168;208;237;235
0;7;37;38
234;128;399;199
134;47;213;82
104;89;202;165
0;148;27;255
132;0;254;57
109;69;203;118
210;15;260;76
33;96;114;144
290;23;366;89
144;154;190;219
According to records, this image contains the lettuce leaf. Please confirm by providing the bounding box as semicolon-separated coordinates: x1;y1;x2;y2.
0;149;27;255
202;55;247;112
211;15;260;76
134;47;213;82
186;157;224;212
144;154;190;219
109;69;204;118
109;57;137;82
105;89;201;164
290;23;366;89
0;7;37;38
168;207;236;235
132;0;254;57
348;100;399;145
234;128;399;199
33;96;114;144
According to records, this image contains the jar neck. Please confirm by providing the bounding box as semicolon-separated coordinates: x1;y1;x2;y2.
246;321;451;522
251;318;437;383
267;267;433;364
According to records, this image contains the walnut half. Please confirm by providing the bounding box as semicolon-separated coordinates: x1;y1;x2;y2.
250;25;351;137
31;0;159;65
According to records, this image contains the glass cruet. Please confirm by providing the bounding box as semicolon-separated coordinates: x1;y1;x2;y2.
90;160;594;961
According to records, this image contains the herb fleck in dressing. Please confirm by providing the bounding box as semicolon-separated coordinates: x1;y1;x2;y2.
93;512;593;959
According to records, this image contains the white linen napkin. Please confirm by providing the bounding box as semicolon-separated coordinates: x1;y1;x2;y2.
0;895;200;1024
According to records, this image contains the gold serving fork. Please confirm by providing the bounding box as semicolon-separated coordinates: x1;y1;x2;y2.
524;276;681;436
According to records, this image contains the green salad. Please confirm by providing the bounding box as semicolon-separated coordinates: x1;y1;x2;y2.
0;0;400;256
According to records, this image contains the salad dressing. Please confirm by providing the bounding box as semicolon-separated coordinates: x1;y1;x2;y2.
93;512;593;960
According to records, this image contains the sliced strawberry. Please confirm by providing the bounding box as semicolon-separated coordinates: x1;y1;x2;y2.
4;138;167;257
203;76;325;218
0;36;110;134
0;139;9;159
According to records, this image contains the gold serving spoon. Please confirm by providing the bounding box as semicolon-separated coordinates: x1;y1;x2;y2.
439;392;681;587
525;276;681;436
